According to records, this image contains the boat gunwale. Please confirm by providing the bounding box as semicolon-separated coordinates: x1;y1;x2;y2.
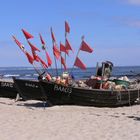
40;80;140;93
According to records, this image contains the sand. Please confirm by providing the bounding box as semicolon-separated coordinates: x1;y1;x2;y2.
0;98;140;140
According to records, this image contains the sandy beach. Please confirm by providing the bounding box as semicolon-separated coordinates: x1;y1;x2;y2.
0;98;140;140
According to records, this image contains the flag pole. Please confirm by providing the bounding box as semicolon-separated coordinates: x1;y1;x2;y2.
33;62;50;80
39;33;53;76
26;34;50;76
51;27;58;77
29;41;45;73
70;35;84;74
33;62;43;76
53;48;58;77
60;42;63;74
44;48;53;75
64;21;70;67
25;38;44;73
13;35;46;78
65;31;67;66
42;41;53;75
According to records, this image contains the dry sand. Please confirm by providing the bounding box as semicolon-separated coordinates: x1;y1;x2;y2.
0;98;140;140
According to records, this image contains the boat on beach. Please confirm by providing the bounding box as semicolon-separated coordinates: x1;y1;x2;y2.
10;25;140;107
13;77;47;101
11;67;140;107
39;80;140;107
0;78;17;98
0;73;139;107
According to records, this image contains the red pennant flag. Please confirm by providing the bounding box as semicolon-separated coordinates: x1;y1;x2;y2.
46;51;52;66
65;39;73;52
80;40;93;53
74;57;86;70
39;34;46;50
39;33;45;45
53;44;60;59
39;34;52;67
61;56;67;70
25;51;34;64
12;36;25;51
31;49;40;62
33;54;40;62
22;29;34;39
51;28;56;42
28;41;40;52
37;56;48;68
65;21;70;33
60;42;68;55
46;73;52;81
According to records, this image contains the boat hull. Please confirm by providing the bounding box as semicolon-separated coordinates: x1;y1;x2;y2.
40;81;139;107
13;78;47;100
0;80;17;98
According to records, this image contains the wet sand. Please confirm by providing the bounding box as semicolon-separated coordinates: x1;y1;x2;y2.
0;98;140;140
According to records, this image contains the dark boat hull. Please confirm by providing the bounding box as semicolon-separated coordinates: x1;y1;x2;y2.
40;81;139;107
13;78;47;100
0;80;17;98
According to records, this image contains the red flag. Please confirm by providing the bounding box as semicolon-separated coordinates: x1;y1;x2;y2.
39;34;46;50
31;49;40;62
39;34;52;66
65;39;73;52
74;57;86;70
28;41;40;52
25;51;34;64
53;44;60;59
22;29;34;39
46;51;52;66
61;56;67;70
65;21;70;33
51;28;56;42
39;33;45;45
80;40;93;53
33;53;40;62
12;36;25;51
60;42;68;55
37;56;48;68
46;73;52;81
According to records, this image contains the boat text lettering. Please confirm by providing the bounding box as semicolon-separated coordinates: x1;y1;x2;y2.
54;84;72;94
1;82;13;88
25;83;38;88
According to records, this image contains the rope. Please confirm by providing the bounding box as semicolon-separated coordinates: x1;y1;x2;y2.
117;90;121;102
137;88;140;101
124;86;131;106
128;89;131;106
116;86;131;106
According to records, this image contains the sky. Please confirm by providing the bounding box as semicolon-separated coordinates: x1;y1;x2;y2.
0;0;140;67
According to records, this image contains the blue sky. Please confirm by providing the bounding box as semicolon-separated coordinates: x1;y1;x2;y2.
0;0;140;67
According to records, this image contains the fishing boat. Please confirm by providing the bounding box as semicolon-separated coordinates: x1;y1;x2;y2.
0;78;17;98
39;80;140;107
12;25;140;107
13;77;47;101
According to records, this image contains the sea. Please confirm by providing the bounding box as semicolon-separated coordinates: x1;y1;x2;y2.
0;66;140;80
